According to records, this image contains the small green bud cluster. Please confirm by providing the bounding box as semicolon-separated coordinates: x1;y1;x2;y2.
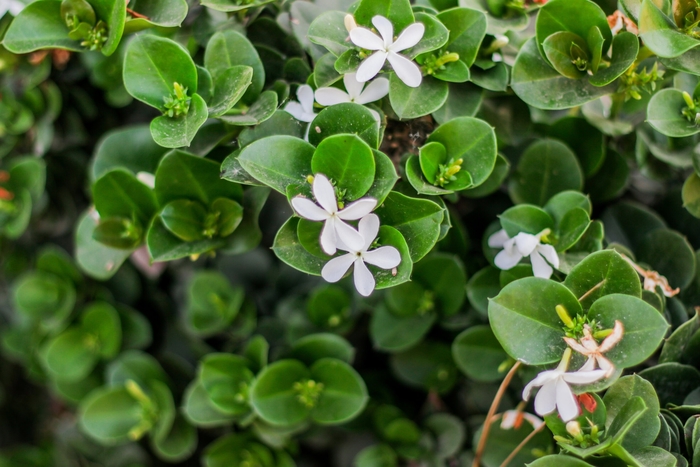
554;419;604;448
435;158;463;187
163;82;191;118
293;379;324;409
682;91;700;125
124;380;159;441
555;304;601;340
618;62;664;101
421;51;461;76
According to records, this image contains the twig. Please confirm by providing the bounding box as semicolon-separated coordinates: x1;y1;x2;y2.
472;361;522;467
499;422;546;467
578;279;606;302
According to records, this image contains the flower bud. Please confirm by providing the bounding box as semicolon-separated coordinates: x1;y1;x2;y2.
344;14;357;32
566;420;582;437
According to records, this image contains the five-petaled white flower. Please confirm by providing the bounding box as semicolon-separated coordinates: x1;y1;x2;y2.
284;84;317;123
522;348;607;422
564;321;624;377
291;174;376;256
321;214;401;297
488;229;560;279
315;73;389;107
348;15;425;88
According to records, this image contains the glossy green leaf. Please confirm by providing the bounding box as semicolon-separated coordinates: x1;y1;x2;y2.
208;65;253;117
150;93;208;149
308;103;380;149
309;358;368;424
370;304;436;353
452;325;508;382
78;385;143;445
91;125;167;180
603;375;661;451
498;204;554;237
122;0;188;32
200;354;254;415
637;228;696;290
683;172;700;218
308;11;352;57
647;88;700;137
3;1;81;53
354;0;414;31
589;32;640;86
272;217;325;275
311;134;375;200
436;7;487;67
249;359;310;426
92;169;157;225
536;0;612;57
390;341;457;394
639;0;700;57
289;334;354;366
389;75;448;119
218;90;278;126
542;31;588;80
75;211;133;280
489;277;581;365
238;136;314;195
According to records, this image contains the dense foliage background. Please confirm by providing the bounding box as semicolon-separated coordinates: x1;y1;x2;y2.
1;0;700;466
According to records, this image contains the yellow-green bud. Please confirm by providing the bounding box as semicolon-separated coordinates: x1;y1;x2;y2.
556;304;575;329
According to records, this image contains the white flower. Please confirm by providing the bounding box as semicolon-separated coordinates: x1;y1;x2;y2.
488;229;560;279
284;84;316;123
321;214;401;297
291;174;376;256
522;349;607;422
500;410;544;431
136;171;155;189
349;15;425;88
564;321;623;377
315;73;389;106
1;0;25;16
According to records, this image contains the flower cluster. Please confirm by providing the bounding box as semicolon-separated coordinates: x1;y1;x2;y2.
291;174;401;297
488;228;560;279
522;320;624;422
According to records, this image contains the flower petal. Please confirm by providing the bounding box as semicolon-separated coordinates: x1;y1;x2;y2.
522;370;557;401
364;246;401;269
291;197;330;221
563;337;590;356
387;52;422;88
358;213;380;249
530;250;554;279
598;320;624;353
533;380;558;417
500;410;519;430
284;101;306;121
297;85;315;114
356;77;390;104
371;15;393;48
349;27;385;51
343;73;365;100
315;87;351;106
356;51;388;83
578;356;597;372
488;229;510;248
523;413;545;430
555;378;580;422
561;369;607;385
513;232;539;256
312;174;338;214
335;218;366;252
320;218;338;255
353;258;376;296
537;244;560;269
322;253;356;282
337;197;377;220
494;248;523;270
390;22;425;52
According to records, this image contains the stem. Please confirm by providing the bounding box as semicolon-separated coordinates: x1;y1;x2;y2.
499;422;546;467
472;361;522;467
578;279;606;302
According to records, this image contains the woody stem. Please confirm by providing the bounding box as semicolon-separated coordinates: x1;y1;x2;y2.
578;279;606;302
472;361;522;467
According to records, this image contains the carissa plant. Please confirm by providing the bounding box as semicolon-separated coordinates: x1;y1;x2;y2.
2;0;700;466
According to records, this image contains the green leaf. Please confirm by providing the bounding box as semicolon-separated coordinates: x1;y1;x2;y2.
160;200;208;242
370;304;436;353
3;1;82;53
92;169;157;225
186;271;243;336
425;116;498;187
366;149;399;205
106;350;169;389
508;139;584;206
154;150;242;206
683;172;700;218
272;217;325;275
355;444;397;467
390;341;457;394
376;191;444;262
200;354;255;415
459;0;529;34
354;0;415;32
589;32;640;86
238;136;314;195
389;75;449;119
452;325;509;383
82;301;122;359
150;414;197;463
249;359;310;426
218;90;278;126
75;211;133;280
498;204;554;237
237;111;307;149
527;456;593;467
12;271;75;332
639;0;700;57
40;328;98;382
308;11;352;57
407;12;450;58
208;65;253;117
146;215;225;262
123;35;197;110
547;117;606;177
436;7;487;67
91;125;167;180
78;385;143;445
640;362;700;406
637;228;696;289
603;375;661;450
150;93;208;149
512;38;616;109
411;253;466;316
466;266;501;316
309;358;368;424
432;82;483;124
405;155;457;195
647;88;700;137
542;31;589;79
122;0;188;32
204;30;265;105
90;0;126;56
588;294;669;368
563;249;642;310
200;0;273;11
182;381;237;428
311;134;375;200
601;201;666;250
373;225;413;290
536;0;612;57
308;103;380;149
489;277;581;365
289;334;354;366
544;190;592;224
